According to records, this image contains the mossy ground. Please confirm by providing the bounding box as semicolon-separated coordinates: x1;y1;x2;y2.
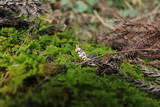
0;19;159;107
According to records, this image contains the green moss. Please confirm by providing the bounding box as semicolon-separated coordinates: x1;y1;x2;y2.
0;19;159;107
121;62;145;80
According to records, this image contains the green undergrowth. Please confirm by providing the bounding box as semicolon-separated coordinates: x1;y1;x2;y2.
0;19;159;107
121;62;145;80
121;62;160;85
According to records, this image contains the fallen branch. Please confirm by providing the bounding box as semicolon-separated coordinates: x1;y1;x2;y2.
94;10;115;31
79;48;160;65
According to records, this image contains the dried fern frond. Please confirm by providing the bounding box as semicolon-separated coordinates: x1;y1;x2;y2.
0;0;46;18
0;0;47;28
132;79;160;93
94;19;160;60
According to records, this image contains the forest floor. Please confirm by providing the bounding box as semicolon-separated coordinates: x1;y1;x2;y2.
0;0;160;107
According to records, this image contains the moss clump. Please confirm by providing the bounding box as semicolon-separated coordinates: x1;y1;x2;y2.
120;62;145;80
0;19;159;107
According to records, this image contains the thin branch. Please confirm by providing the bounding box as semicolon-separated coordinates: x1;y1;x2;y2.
93;10;115;31
79;48;160;65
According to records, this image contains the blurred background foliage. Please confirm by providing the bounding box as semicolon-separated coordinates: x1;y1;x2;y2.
48;0;159;13
45;0;160;40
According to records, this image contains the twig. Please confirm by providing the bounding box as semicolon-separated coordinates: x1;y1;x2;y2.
93;10;115;31
79;48;160;65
